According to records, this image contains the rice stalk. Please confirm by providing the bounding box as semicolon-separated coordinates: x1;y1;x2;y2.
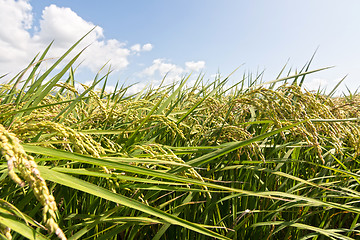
0;124;66;239
1;32;360;239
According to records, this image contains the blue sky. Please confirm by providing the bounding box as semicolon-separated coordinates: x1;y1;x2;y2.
1;0;360;94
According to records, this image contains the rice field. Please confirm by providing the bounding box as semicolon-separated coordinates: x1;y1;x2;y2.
1;34;360;240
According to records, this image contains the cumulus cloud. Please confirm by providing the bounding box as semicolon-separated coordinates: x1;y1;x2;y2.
0;0;34;65
141;59;205;82
185;61;205;72
142;59;184;78
34;4;103;47
142;43;153;51
127;82;148;96
0;0;152;76
130;44;141;52
131;43;153;53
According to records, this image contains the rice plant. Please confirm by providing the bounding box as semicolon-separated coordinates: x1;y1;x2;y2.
1;31;360;239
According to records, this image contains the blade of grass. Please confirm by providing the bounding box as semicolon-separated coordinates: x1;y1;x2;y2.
252;221;354;240
37;167;229;240
23;145;360;215
171;120;308;173
0;212;49;240
20;27;96;116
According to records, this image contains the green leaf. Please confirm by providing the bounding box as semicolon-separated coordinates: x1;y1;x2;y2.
37;167;229;240
0;212;49;240
252;221;355;240
171;120;308;173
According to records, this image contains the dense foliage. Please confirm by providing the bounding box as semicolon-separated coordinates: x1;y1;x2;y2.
1;33;360;239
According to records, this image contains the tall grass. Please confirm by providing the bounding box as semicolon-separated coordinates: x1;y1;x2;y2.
1;33;360;239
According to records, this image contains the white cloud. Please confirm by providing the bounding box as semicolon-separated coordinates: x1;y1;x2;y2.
34;4;103;48
0;1;152;77
131;44;141;52
140;59;205;83
142;43;153;51
185;61;205;72
104;85;116;94
131;43;153;53
127;82;148;96
81;39;130;72
126;59;206;95
142;59;184;78
0;0;34;65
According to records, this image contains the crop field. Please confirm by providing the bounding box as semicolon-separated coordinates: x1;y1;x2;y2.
1;35;360;240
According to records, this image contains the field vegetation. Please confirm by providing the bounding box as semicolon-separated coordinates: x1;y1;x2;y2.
1;32;360;239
